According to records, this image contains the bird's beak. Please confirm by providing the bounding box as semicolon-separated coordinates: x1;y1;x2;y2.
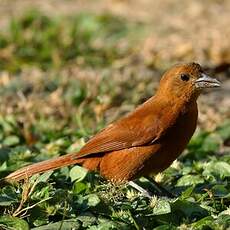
195;73;221;89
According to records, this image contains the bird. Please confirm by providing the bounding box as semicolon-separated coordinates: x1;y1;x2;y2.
4;63;220;196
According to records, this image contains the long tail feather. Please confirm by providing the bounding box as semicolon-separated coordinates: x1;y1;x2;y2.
5;153;83;182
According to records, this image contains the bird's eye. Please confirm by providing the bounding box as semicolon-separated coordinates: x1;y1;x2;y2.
180;74;190;81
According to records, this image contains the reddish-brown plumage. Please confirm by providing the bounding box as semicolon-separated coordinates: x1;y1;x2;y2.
5;63;220;183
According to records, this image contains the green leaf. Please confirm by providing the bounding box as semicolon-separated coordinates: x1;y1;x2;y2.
192;216;214;229
202;133;221;153
211;185;229;197
180;186;194;199
153;225;177;230
85;194;100;207
172;199;208;219
29;206;49;227
88;219;128;230
69;165;88;182
0;148;11;162
3;135;20;146
0;186;18;206
0;216;29;230
31;219;81;230
0;161;8;172
30;171;54;184
176;175;204;186
72;181;88;194
153;199;171;215
188;131;208;150
76;212;97;227
203;161;230;179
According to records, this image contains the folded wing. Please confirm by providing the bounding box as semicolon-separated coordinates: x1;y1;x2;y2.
75;97;180;158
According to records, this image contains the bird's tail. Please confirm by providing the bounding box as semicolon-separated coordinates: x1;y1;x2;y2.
4;153;83;183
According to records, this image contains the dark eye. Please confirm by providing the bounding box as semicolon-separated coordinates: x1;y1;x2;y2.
180;74;190;81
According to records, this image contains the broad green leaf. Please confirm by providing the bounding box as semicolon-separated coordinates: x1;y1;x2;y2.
153;199;171;215
192;216;214;229
3;135;20;146
31;219;81;230
0;186;18;206
76;212;97;227
73;181;88;194
69;165;88;182
211;184;229;197
0;216;29;230
0;194;17;206
172;199;208;219
203;161;230;179
29;206;49;227
176;175;204;186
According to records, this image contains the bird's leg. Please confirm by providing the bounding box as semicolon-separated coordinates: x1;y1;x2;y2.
146;177;175;198
128;179;175;199
128;181;152;198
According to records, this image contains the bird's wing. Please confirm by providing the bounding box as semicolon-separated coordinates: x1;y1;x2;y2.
75;98;180;158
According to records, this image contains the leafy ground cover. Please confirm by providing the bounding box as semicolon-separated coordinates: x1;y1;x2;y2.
0;7;229;230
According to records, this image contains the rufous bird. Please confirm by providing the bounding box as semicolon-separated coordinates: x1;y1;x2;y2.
4;63;220;195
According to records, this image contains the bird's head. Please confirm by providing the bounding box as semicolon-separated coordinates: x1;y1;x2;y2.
158;62;221;101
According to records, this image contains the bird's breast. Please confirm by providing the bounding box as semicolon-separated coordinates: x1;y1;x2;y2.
142;103;198;175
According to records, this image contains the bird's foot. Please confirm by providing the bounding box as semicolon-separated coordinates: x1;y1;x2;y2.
128;181;152;199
